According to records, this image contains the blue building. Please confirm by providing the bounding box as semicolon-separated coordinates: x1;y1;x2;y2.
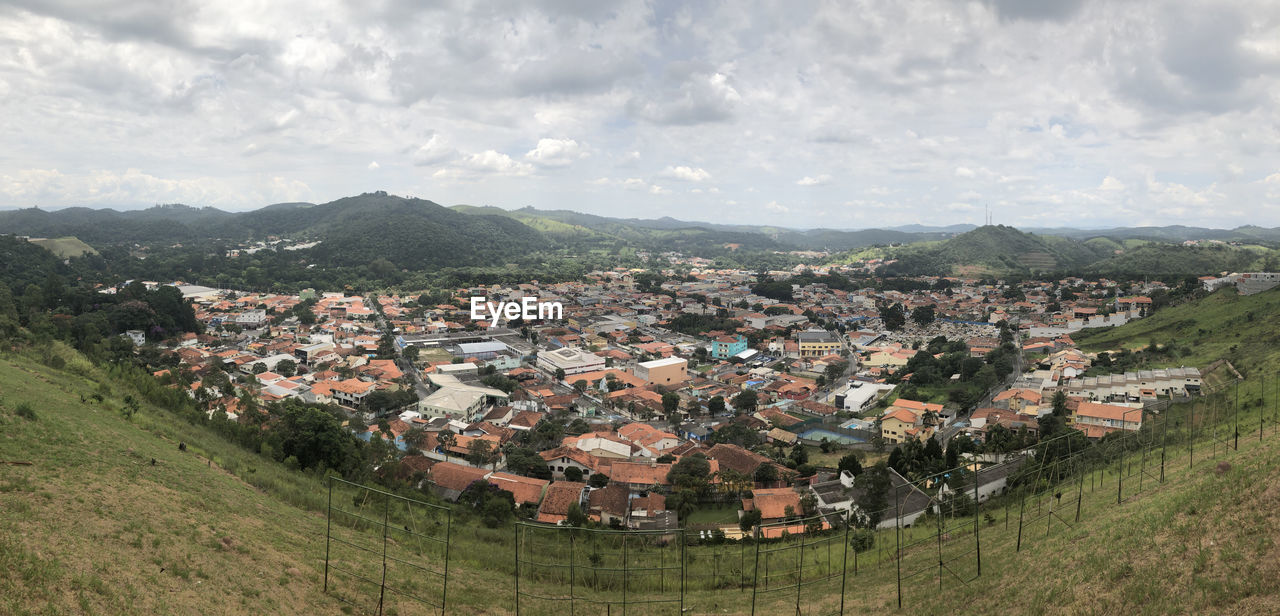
711;334;748;360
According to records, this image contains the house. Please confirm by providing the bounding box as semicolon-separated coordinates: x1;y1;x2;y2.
879;407;921;445
587;483;631;526
540;446;608;480
1072;401;1142;439
809;467;932;529
993;388;1043;413
330;378;377;407
428;461;491;502
617;423;681;455
608;461;674;491
969;408;1040;440
741;487;804;523
536;481;587;525
487;472;549;507
629;493;677;530
711;335;749;360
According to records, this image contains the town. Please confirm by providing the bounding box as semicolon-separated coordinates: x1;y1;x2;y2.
107;261;1216;536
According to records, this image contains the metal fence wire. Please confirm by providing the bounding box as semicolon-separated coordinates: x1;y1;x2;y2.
316;371;1280;615
514;522;686;616
324;476;452;616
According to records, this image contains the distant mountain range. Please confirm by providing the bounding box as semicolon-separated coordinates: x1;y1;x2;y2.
0;194;1275;277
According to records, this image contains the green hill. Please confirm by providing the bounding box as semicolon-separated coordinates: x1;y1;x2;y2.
882;225;1111;276
1086;243;1270;278
5;333;1280;614
1074;286;1280;378
28;236;98;259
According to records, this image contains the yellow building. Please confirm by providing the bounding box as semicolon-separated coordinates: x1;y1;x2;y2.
633;357;688;387
797;330;841;357
880;407;920;444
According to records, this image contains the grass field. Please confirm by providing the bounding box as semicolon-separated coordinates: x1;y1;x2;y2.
28;236;98;258
4;336;1280;614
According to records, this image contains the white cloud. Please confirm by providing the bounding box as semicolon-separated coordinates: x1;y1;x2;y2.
0;1;1277;227
765;200;789;213
524;138;585;168
412;135;456;167
661;165;712;182
367;161;380;171
1099;176;1125;191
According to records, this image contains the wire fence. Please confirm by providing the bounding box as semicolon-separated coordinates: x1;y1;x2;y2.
323;477;452;615
320;370;1279;615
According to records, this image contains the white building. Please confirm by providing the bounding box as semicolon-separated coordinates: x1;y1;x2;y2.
537;347;606;376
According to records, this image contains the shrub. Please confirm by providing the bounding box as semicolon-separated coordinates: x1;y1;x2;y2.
15;402;37;421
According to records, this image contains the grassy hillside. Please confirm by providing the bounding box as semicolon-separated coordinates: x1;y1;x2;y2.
4;338;1280;615
28;236;98;258
1074;286;1280;377
1086;243;1270;278
882;225;1110;276
0;350;343;615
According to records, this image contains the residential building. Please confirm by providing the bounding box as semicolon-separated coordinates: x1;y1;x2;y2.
711;335;748;360
797;330;841;357
1072;401;1143;439
633;357;689;387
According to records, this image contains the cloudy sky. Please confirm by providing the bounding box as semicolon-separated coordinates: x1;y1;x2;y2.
2;0;1279;229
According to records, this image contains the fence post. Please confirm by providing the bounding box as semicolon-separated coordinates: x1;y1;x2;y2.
324;476;333;593
569;530;576;616
750;526;761;616
442;509;451;615
840;522;850;616
973;469;981;577
795;526;806;614
513;525;520;616
679;529;687;616
894;482;903;609
378;492;390;616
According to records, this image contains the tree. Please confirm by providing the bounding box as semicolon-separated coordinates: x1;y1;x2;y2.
853;463;892;528
554;367;566;381
739;508;762;532
753;462;778;484
275;359;297;377
437;429;457;455
662;392;681;417
468;439;499;469
911;305;935;326
588;473;610;489
667;454;712;496
573;379;589;393
665;489;698;521
788;445;809;466
1051;390;1068;417
566;502;588;527
879;303;906;331
707;395;726;416
837;453;863;477
732;389;759;414
564;466;584;482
